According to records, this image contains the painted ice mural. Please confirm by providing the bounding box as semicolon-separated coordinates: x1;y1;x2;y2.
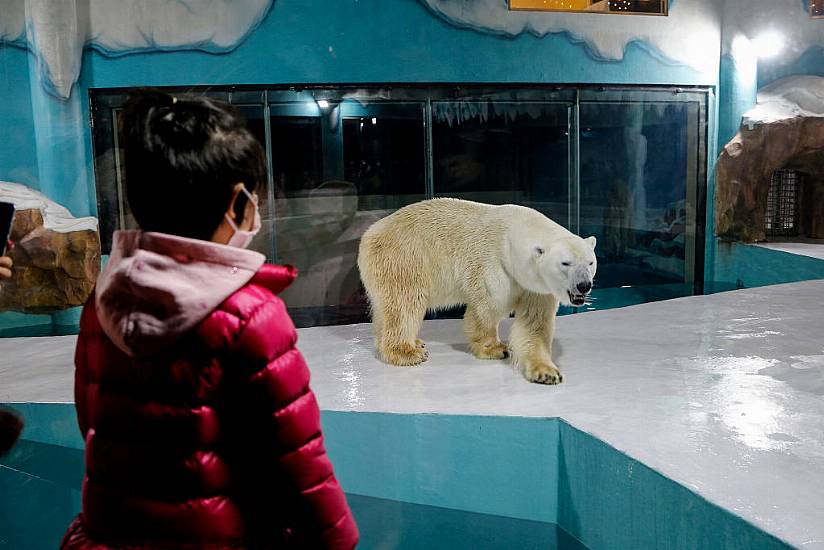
418;0;721;75
0;0;274;98
723;0;824;62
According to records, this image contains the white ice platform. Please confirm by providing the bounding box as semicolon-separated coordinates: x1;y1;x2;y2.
2;281;824;548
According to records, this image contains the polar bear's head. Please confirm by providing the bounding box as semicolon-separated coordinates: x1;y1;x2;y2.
510;233;597;307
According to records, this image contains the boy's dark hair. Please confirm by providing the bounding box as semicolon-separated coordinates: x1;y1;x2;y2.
119;89;267;241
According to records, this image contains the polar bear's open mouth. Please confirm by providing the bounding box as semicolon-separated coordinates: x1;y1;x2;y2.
568;291;587;306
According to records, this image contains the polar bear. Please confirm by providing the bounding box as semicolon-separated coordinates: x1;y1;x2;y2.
357;198;597;384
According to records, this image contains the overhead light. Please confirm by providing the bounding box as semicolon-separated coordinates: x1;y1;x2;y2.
316;99;330;109
752;31;784;59
731;34;757;82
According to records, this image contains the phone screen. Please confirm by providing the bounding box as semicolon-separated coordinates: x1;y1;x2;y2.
0;202;14;257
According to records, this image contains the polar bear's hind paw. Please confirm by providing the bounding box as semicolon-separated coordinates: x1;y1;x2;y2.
471;340;510;360
382;343;429;366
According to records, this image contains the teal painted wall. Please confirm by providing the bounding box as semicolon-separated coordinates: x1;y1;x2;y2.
80;1;712;91
322;412;560;523
759;44;824;87
0;46;38;187
0;404;82;550
557;421;790;550
717;53;757;154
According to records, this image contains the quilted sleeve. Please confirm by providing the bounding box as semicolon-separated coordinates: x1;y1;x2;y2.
74;296;96;439
230;295;358;550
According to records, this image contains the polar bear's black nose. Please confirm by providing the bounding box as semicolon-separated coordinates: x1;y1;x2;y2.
577;281;592;294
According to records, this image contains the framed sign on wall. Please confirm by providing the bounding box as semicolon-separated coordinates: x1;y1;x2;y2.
508;0;667;15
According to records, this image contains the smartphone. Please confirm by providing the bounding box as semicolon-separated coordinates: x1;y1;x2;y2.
0;201;14;257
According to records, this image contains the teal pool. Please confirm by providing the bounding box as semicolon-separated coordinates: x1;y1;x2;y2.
0;438;587;550
0;404;791;550
350;495;587;550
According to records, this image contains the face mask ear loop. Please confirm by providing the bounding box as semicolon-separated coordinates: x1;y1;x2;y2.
225;213;240;231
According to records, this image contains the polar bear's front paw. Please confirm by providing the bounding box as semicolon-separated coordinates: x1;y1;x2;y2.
524;362;563;385
382;342;429;366
470;340;510;360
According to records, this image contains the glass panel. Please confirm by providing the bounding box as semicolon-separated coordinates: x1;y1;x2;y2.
271;98;426;327
92;106;124;254
432;100;570;226
342;103;426;210
578;98;699;302
233;105;273;260
86;86;706;326
269;114;323;199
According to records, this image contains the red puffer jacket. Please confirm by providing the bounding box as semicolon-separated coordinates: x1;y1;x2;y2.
61;231;358;550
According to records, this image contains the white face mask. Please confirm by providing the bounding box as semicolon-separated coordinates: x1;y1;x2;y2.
225;186;261;249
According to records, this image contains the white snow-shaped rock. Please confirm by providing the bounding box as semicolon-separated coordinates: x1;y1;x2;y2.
0;181;98;233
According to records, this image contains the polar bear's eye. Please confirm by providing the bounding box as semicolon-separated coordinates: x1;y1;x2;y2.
589;262;594;266
561;262;571;267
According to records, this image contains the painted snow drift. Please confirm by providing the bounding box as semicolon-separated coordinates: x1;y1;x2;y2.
418;0;721;76
0;0;274;98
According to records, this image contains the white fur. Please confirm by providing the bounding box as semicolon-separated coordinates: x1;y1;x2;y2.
357;198;596;384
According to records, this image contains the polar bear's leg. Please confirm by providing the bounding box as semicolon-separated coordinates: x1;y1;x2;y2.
377;287;430;367
369;297;385;351
510;293;562;385
464;305;508;360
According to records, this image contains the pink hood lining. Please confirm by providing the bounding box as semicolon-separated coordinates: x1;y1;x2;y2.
95;230;267;357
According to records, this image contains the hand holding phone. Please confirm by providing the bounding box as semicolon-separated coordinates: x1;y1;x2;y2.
0;254;11;281
0;201;14;257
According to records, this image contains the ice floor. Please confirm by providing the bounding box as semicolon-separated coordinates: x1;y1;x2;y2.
2;281;824;548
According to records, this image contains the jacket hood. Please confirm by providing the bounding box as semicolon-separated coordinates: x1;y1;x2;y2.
95;230;270;357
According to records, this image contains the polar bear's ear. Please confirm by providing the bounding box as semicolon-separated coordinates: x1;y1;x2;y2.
586;236;597;249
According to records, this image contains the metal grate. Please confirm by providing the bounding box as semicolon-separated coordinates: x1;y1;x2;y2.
766;169;801;237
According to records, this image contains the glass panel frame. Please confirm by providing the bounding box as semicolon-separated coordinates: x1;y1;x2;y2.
431;98;574;228
578;87;708;298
